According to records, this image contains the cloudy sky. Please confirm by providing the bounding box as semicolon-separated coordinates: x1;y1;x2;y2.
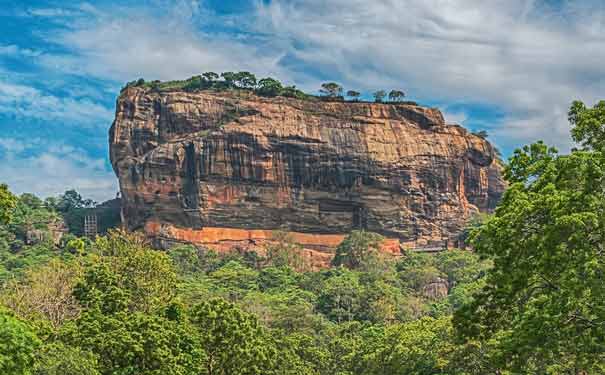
1;0;604;201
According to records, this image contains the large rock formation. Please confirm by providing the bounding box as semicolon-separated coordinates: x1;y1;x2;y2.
110;87;505;267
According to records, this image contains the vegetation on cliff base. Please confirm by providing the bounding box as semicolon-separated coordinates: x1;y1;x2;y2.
3;100;605;373
0;188;491;374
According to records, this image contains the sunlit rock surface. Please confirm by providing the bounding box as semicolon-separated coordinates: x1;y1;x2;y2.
110;87;505;268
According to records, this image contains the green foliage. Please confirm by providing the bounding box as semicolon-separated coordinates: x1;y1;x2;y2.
202;72;219;81
454;101;605;373
207;260;259;299
33;342;100;375
233;71;257;88
317;269;363;323
0;308;40;375
190;298;277;375
319;82;343;98
332;230;384;270
569;99;605;151
388;89;405;102
265;231;308;270
372;90;386;103
169;244;203;275
123;73;416;106
55;190;95;236
346;90;361;101
74;230;177;314
397;253;444;292
1;259;82;329
504;140;557;183
8;193;61;242
356;317;454;374
0;184;17;225
60;311;204;375
256;77;283;97
0;195;498;374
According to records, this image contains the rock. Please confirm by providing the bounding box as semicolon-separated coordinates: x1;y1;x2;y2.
421;277;449;300
25;218;67;246
110;87;505;268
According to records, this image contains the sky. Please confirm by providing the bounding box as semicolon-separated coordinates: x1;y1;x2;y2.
1;0;605;202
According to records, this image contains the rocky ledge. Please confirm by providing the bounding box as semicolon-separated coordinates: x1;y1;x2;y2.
110;87;505;268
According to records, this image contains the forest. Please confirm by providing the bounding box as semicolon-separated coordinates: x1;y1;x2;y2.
1;99;605;374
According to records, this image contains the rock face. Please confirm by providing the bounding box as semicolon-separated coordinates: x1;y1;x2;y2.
110;87;505;267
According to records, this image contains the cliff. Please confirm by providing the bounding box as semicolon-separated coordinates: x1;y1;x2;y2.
110;87;505;268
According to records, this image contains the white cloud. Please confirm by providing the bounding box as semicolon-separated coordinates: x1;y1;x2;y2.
40;3;294;83
0;138;117;202
252;0;605;152
18;0;605;156
0;44;40;57
0;81;113;126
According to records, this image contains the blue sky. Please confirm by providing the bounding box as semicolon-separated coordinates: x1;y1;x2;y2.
1;0;604;201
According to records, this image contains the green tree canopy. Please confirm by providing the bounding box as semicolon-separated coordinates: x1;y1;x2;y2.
0;308;40;375
388;89;405;102
233;71;257;88
569;99;605;151
319;82;343;98
74;230;177;314
372;90;386;103
60;311;204;375
256;78;283;97
202;72;219;82
454;101;605;373
356;317;454;374
33;342;100;375
346;90;361;101
0;184;17;225
189;298;277;375
332;230;384;270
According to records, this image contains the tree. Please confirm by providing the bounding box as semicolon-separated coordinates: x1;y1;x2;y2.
202;72;219;82
280;85;307;100
220;72;237;88
569;100;605;151
1;260;82;329
265;231;307;270
60;311;204;375
169;244;203;275
388;90;405;102
189;298;277;375
74;230;177;314
332;230;384;270
504;141;558;184
319;82;343;98
346;90;361;101
356;317;454;374
208;260;258;300
0;184;16;225
256;78;283;97
317;269;363;323
33;342;100;375
233;71;257;89
56;190;95;236
372;90;386;103
0;308;40;375
454;102;605;373
397;252;444;294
